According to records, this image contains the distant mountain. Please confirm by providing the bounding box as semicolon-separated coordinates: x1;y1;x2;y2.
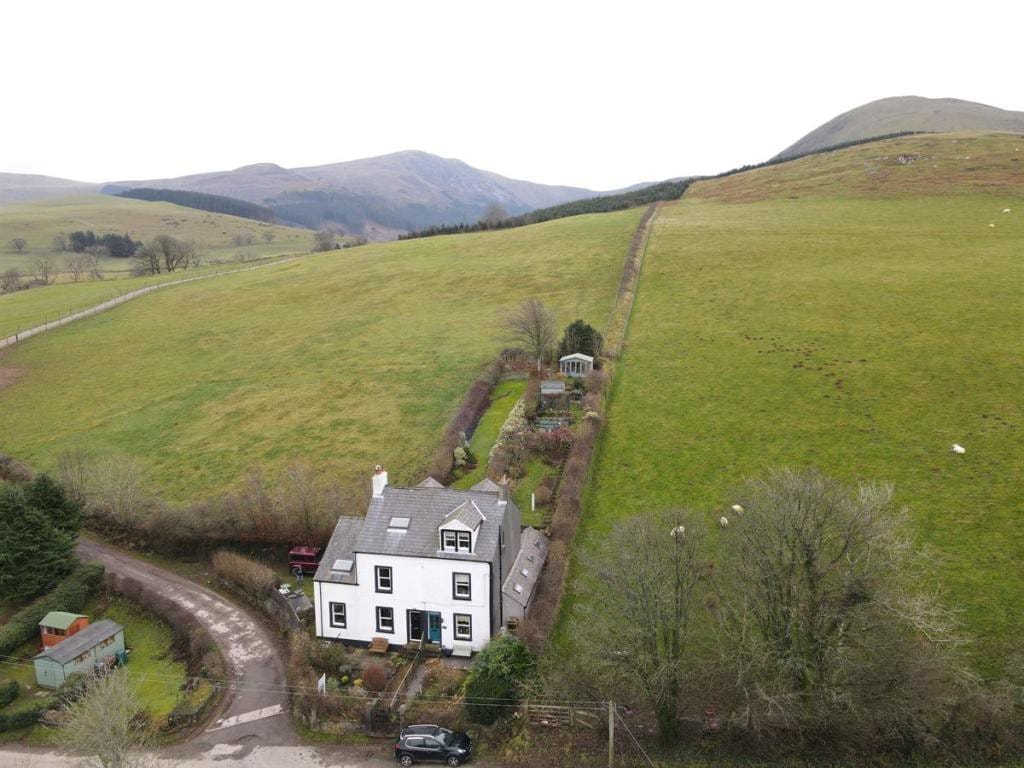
0;173;100;205
775;96;1024;160
110;151;603;239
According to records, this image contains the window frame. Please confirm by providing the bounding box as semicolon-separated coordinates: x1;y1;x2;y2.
452;572;471;600
375;565;393;593
441;530;458;551
453;612;472;641
457;531;471;551
329;602;347;628
376;606;394;634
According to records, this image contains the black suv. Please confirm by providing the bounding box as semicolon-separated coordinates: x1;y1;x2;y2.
395;724;472;765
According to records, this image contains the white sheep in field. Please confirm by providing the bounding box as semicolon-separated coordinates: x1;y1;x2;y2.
1003;208;1011;213
719;516;729;528
952;443;966;455
670;525;686;538
731;504;744;515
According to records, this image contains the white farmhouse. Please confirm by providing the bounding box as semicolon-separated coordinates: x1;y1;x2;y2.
314;468;546;655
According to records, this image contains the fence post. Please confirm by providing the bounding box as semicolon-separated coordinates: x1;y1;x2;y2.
608;700;614;768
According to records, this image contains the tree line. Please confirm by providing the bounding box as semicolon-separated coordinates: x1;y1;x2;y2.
398;179;693;240
116;187;278;223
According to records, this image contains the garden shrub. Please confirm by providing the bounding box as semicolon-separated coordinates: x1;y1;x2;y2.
465;634;535;724
211;550;277;597
0;681;19;709
533;485;552;507
362;662;389;693
0;702;50;733
0;561;105;656
465;671;514;725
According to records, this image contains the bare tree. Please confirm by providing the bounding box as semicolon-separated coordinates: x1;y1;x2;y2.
571;509;706;743
717;467;963;739
64;254;86;282
52;233;68;252
31;253;54;284
8;237;27;253
0;268;22;294
261;230;275;244
312;230;336;252
58;670;152;768
479;202;508;226
505;298;557;372
135;235;195;274
84;250;104;280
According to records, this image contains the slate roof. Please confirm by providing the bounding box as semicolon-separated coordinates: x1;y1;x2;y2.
34;620;123;665
442;500;485;531
39;612;87;631
417;477;445;488
353;485;513;564
313;516;364;584
469;478;501;493
502;528;549;610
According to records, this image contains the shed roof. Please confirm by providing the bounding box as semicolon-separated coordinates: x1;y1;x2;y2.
540;380;565;395
559;353;594;363
34;620;123;665
502;528;550;609
39;612;87;631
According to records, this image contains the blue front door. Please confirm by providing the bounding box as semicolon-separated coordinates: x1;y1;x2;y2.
428;613;442;643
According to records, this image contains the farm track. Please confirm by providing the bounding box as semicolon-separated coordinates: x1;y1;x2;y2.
0;256;299;350
75;538;297;751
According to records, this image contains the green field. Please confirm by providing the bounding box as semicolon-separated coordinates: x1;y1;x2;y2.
572;138;1022;675
0;194;310;276
0;209;641;500
0;255;296;339
452;378;526;489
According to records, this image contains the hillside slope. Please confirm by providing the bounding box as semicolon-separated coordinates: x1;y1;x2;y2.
0;172;100;205
697;132;1023;203
776;96;1024;160
572;132;1023;674
110;150;600;238
0;208;642;499
0;195;311;275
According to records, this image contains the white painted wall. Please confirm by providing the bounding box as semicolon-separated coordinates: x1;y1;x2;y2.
315;553;494;652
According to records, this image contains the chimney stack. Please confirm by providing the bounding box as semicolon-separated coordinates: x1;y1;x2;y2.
372;465;389;498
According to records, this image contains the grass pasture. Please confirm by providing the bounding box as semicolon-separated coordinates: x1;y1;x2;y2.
0;194;310;277
0;209;641;501
573;187;1022;674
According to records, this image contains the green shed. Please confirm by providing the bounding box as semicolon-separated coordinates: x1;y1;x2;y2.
33;619;125;688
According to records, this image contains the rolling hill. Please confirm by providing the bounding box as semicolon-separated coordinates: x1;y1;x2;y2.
775;95;1024;160
0;195;312;276
0;172;100;205
108;150;603;238
569;132;1022;675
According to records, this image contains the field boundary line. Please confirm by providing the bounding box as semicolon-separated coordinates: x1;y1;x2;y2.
0;255;302;350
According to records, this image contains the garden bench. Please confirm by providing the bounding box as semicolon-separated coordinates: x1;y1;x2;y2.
368;637;389;655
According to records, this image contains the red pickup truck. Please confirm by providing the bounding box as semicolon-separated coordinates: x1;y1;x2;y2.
288;546;322;575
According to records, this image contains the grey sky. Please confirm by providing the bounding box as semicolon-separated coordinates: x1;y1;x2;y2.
3;0;1021;190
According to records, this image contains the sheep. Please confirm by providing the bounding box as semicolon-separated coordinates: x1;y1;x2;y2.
731;504;744;515
719;516;729;528
952;443;966;455
1003;208;1012;214
670;525;686;538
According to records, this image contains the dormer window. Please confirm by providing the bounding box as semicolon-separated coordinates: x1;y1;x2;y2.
441;529;472;553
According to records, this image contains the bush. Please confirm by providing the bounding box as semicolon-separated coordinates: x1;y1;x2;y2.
0;561;105;657
362;662;389;693
0;702;50;733
465;671;514;725
0;681;19;709
533;485;552;507
211;550;277;597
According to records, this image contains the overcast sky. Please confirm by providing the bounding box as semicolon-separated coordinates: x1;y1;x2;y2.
3;0;1022;190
